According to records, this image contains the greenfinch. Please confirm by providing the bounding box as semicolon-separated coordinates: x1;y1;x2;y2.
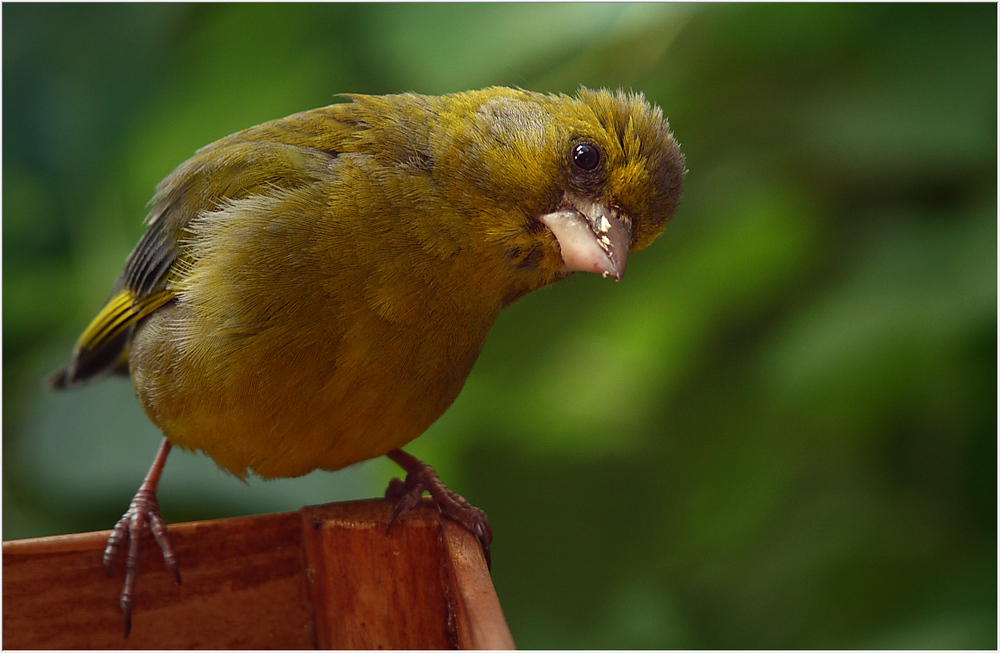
51;86;686;635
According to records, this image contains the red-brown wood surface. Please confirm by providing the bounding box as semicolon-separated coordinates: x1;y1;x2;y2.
2;498;514;649
441;520;515;650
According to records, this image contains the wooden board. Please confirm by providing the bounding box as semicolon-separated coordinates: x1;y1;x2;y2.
3;498;514;649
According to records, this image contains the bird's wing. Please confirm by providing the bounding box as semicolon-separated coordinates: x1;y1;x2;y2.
52;105;362;387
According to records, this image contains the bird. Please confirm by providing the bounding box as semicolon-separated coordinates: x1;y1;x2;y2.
49;86;686;636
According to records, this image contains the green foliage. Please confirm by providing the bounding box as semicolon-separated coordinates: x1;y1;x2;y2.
3;4;994;648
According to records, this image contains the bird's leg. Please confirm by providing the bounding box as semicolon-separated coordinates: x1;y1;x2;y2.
384;448;493;568
103;437;179;637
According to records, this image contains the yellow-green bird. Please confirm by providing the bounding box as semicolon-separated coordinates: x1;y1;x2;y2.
50;86;686;635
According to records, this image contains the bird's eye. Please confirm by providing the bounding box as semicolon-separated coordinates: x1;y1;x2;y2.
571;142;602;172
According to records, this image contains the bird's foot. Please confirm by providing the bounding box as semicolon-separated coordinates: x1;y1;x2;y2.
384;448;492;568
103;439;179;638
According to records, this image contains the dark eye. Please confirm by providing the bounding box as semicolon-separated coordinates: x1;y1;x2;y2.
571;142;602;172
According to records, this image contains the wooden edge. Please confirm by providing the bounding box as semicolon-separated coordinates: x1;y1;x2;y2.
2;528;114;554
442;519;516;649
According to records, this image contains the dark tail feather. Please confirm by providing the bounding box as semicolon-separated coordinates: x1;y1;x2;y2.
47;364;72;390
47;329;132;390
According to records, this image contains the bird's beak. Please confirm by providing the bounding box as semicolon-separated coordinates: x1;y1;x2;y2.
539;194;631;281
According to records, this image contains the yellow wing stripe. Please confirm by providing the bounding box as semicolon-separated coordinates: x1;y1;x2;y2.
76;289;174;352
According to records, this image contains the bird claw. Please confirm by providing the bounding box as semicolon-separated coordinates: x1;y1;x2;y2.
103;485;181;638
103;439;177;638
384;449;493;569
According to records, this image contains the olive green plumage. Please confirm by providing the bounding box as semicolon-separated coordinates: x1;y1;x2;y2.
53;86;686;480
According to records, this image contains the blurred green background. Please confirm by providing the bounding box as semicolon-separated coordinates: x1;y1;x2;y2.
3;3;995;648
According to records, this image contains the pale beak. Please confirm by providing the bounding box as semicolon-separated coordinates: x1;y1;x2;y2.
539;194;631;280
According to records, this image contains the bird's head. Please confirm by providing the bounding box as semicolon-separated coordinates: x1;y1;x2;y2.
431;87;686;290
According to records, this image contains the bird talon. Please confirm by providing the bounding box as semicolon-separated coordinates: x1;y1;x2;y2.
385;449;493;568
383;476;408;500
103;520;126;576
120;592;135;638
103;439;175;637
385;476;422;534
